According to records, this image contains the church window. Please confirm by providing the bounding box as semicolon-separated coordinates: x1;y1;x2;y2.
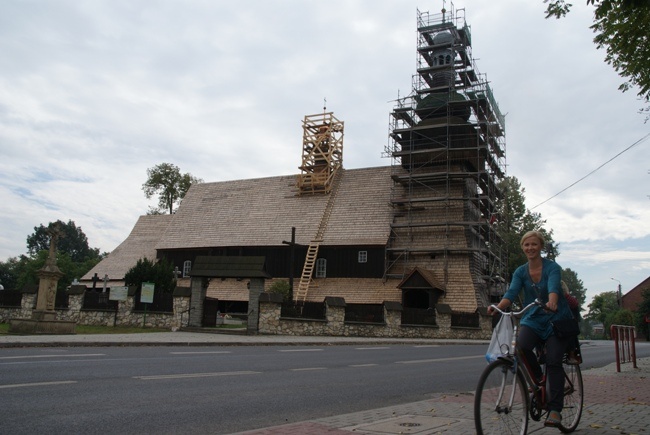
358;251;368;263
183;260;192;278
315;258;327;278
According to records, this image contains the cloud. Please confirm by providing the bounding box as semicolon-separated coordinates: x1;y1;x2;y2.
0;0;647;305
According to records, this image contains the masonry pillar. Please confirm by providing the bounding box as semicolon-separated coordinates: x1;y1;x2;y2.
188;277;208;327
247;278;265;335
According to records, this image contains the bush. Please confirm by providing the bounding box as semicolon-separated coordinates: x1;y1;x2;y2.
268;280;291;302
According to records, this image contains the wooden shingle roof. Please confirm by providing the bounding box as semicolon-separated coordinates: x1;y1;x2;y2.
81;215;173;281
155;166;393;249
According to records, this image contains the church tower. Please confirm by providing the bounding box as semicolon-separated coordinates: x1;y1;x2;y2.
385;5;507;317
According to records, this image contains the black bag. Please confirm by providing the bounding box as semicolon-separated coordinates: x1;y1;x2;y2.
552;317;580;339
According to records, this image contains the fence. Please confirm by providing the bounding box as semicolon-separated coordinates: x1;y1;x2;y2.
610;324;637;372
0;286;190;329
0;291;22;307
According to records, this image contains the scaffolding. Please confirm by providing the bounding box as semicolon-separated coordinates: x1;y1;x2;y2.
384;5;507;307
297;112;344;195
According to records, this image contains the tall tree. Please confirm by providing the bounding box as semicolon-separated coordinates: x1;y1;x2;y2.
27;220;101;263
496;176;557;279
544;0;650;118
142;163;203;214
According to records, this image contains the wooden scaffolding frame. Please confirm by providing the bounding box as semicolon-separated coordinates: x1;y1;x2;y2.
297;111;344;195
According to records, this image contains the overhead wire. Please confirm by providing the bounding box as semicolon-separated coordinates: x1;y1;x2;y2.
530;131;650;210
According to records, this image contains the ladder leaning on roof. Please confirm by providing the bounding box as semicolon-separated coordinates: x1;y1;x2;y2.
294;170;343;303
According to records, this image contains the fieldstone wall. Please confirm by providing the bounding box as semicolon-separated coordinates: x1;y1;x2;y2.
258;294;492;339
2;290;191;329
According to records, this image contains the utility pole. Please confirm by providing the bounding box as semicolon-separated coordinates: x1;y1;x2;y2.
611;277;622;307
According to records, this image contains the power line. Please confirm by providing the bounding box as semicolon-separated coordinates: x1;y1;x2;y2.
531;132;650;210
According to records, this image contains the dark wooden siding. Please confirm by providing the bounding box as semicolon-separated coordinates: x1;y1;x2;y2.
158;245;384;279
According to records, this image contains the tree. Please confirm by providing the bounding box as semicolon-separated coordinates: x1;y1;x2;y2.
0;257;22;290
1;220;104;292
586;290;620;337
142;163;203;214
544;0;650;118
497;176;558;279
124;258;176;294
268;280;292;302
27;220;101;263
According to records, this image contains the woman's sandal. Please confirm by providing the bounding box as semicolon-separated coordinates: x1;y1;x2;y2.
544;410;562;427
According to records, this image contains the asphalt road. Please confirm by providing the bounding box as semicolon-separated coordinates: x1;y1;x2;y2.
0;341;647;434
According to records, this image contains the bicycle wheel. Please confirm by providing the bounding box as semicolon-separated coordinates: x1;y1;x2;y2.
559;362;583;433
475;359;529;435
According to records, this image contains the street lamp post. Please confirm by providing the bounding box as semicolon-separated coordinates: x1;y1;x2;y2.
611;278;622;307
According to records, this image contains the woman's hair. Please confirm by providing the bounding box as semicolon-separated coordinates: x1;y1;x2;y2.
520;230;545;248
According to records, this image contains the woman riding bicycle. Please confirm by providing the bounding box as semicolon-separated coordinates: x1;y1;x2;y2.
487;230;574;428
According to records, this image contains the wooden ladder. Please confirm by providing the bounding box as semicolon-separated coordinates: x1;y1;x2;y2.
294;170;343;303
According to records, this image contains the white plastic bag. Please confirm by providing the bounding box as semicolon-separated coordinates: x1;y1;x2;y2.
485;314;514;363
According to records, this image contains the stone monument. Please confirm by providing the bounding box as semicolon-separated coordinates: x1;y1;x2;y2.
9;224;76;334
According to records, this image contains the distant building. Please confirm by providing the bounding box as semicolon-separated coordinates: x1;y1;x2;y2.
622;276;650;340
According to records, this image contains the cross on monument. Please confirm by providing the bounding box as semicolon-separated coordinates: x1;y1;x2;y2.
91;273;100;289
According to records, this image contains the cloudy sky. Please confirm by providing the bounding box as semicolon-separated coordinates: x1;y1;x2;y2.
1;0;648;306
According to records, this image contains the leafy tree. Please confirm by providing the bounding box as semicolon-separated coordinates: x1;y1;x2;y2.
142;163;203;214
496;176;557;278
124;258;176;294
2;220;103;292
544;0;650;118
268;280;292;302
0;257;22;290
586;290;620;337
27;220;102;263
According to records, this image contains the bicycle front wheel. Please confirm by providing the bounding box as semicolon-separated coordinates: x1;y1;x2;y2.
475;359;529;435
559;362;583;433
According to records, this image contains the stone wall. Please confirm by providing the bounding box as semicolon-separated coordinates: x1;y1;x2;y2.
1;290;191;329
258;294;492;340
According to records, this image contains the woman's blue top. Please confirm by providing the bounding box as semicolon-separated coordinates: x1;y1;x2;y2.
503;258;573;340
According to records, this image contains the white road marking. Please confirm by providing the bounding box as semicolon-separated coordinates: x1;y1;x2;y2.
355;347;390;350
290;367;327;371
396;355;484;364
278;349;323;352
169;351;231;355
0;381;77;389
349;364;378;367
134;371;260;380
0;354;105;360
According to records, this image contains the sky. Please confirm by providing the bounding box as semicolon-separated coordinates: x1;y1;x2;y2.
1;0;648;308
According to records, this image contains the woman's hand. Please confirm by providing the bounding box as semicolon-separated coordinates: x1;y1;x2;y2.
546;292;559;313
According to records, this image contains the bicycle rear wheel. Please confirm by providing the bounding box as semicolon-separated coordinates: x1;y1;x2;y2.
474;359;529;435
559;361;583;433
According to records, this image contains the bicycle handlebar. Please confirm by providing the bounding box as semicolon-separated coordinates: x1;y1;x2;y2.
489;298;556;317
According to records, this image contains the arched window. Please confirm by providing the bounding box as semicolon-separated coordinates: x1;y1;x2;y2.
315;258;327;278
183;260;192;278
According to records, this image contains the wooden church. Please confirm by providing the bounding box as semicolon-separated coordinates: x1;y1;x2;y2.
81;5;507;334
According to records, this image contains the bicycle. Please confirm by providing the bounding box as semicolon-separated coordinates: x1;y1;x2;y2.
474;299;583;434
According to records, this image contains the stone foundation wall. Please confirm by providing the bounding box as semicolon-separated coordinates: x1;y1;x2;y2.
258;294;492;340
1;292;190;329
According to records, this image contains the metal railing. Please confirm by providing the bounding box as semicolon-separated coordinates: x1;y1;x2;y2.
611;324;637;372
